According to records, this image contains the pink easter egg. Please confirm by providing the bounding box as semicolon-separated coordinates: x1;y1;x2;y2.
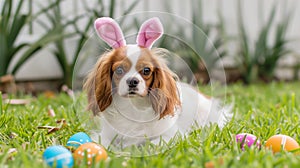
236;133;261;150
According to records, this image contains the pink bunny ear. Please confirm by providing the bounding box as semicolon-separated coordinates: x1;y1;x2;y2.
136;17;163;48
94;17;126;48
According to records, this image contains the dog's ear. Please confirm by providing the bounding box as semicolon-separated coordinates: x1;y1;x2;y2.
94;17;126;48
84;54;113;115
136;17;163;49
149;61;180;119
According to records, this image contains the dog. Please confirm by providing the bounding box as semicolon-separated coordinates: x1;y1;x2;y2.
84;17;232;148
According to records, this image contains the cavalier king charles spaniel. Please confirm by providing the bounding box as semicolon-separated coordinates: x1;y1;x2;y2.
84;17;232;148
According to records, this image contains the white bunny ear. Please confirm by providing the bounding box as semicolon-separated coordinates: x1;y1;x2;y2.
136;17;163;48
94;17;126;48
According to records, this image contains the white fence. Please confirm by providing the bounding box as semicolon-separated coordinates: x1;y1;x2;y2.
3;0;300;80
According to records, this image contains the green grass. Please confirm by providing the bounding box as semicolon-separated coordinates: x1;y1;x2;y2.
1;82;300;167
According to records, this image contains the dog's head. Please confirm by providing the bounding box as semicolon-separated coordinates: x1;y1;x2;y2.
84;17;180;118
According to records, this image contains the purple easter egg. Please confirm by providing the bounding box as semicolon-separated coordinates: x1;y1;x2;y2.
235;133;261;150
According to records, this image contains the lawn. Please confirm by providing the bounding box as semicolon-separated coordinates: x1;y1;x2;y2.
0;82;300;168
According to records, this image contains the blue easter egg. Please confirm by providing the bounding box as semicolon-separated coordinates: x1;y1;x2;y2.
43;146;73;168
66;132;92;148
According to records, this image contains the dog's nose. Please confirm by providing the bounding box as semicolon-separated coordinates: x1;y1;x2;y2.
126;77;139;88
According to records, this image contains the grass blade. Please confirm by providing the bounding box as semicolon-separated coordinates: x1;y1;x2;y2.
0;92;2;115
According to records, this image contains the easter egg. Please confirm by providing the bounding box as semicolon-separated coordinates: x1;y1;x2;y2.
66;132;92;149
265;134;299;153
43;146;74;168
73;142;107;165
236;133;261;150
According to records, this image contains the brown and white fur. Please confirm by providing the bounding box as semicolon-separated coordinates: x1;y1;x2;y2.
84;17;232;147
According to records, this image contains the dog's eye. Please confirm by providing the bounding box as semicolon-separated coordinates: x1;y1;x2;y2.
143;67;151;76
115;67;124;75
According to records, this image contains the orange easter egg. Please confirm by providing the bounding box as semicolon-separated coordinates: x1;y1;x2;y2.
265;135;299;153
73;142;107;165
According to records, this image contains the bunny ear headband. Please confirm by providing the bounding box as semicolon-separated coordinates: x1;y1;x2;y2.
94;17;163;49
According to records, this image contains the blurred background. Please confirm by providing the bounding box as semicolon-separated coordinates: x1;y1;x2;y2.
0;0;299;93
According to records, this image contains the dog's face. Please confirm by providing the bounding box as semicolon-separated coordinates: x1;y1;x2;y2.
112;45;154;97
84;17;180;119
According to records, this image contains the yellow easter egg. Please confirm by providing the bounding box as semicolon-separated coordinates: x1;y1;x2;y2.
73;142;107;165
265;134;299;153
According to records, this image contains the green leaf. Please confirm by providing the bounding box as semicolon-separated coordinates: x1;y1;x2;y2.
0;33;8;76
54;41;68;73
8;43;28;63
254;3;276;62
11;31;75;74
8;14;28;48
29;0;63;22
72;18;93;67
122;0;140;16
257;4;293;79
119;0;140;25
237;0;250;63
0;0;13;34
13;0;25;18
109;0;116;18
